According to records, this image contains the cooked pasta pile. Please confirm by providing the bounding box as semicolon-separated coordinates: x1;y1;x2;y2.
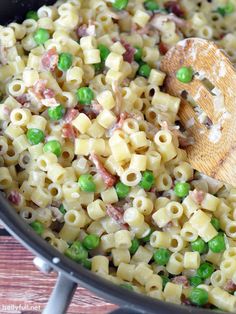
1;0;236;311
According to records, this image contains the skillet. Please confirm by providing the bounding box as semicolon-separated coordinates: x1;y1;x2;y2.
0;1;225;313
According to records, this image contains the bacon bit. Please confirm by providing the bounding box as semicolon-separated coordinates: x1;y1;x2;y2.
62;110;79;140
171;276;189;287
8;190;21;206
164;1;185;17
31;80;54;100
30;80;56;108
43;88;55;99
31;80;47;99
190;189;205;204
106;204;128;230
116;111;129;128
120;39;135;63
77;102;102;120
41;48;59;72
64;108;79;123
15;94;31;106
77;25;88;38
159;41;169;55
61;123;77;140
224;280;236;292
83;108;98;120
90;153;117;188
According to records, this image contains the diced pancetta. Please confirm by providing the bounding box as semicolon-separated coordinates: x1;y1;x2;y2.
41;48;59;72
90;153;117;187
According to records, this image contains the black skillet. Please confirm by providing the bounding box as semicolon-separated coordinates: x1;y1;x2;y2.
0;1;224;313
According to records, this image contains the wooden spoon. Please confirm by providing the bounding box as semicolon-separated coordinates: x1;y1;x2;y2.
160;38;236;186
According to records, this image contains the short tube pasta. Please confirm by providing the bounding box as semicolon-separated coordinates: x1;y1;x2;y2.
154;130;177;162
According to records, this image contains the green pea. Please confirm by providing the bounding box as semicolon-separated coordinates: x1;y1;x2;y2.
144;0;159;11
26;10;39;21
225;2;234;14
76;87;94;105
153;248;171;266
174;182;190;198
48;104;65;121
129;238;140;255
34;28;50;45
189;288;209;306
176;66;193;83
139;170;155;191
78;174;96;192
138;63;151;78
30;220;44;235
115;181;130;199
134;46;142;62
197;262;214;279
112;0;129;10
208;234;226;253
98;44;110;62
217;2;234;16
191;237;208;254
65;241;88;262
189;276;203;287
161;275;169;289
120;283;134;291
58;53;73;71
59;204;66;215
211;217;221;231
43;140;62;157
27;128;45;145
82;234;100;250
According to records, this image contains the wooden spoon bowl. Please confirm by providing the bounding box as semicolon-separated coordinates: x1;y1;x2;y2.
160;38;236;186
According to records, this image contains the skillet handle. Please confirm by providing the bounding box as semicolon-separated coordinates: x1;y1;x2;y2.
109;309;144;314
42;272;77;314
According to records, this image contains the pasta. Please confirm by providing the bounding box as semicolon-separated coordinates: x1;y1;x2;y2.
1;0;236;312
